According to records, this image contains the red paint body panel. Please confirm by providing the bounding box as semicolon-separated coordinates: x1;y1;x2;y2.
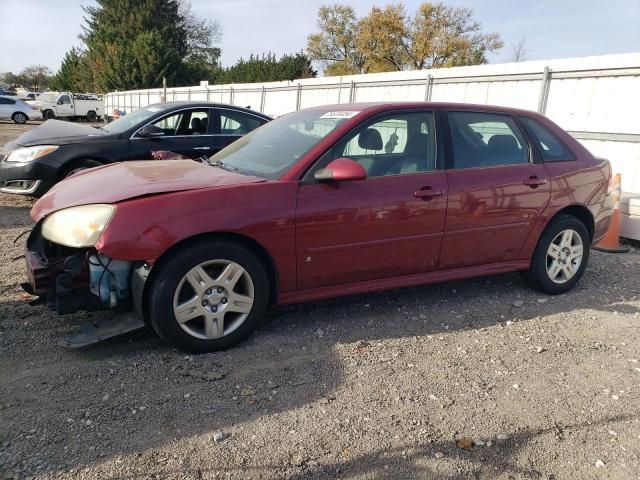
95;181;299;292
29;102;613;307
295;172;447;289
441;163;550;269
32;160;264;221
279;260;531;305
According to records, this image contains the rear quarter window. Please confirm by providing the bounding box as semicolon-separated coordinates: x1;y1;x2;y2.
519;116;575;162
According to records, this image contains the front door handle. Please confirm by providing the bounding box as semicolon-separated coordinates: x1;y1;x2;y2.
194;146;212;151
524;176;548;187
414;188;444;199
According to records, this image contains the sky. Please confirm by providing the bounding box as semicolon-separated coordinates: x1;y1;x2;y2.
1;0;639;74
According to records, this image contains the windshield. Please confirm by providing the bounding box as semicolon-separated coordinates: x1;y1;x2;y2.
101;105;168;134
210;109;358;179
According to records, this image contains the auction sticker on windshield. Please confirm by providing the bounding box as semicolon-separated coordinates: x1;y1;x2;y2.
319;111;360;119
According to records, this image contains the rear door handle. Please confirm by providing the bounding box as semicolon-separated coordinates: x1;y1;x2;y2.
194;146;212;151
524;176;548;187
414;188;444;199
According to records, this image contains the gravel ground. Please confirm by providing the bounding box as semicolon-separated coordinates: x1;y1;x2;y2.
1;122;639;480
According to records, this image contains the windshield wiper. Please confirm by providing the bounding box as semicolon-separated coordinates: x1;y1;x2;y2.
206;158;240;172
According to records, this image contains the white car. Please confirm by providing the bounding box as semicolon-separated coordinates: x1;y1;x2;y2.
0;95;42;124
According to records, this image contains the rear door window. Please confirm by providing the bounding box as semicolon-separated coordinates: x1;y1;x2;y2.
519;116;575;162
216;109;265;135
448;111;529;169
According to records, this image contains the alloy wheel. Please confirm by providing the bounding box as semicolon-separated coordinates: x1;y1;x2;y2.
546;229;583;284
172;260;255;340
14;113;27;124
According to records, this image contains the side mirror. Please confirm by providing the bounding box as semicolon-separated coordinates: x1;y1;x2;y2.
57;100;63;105
137;124;165;138
314;157;367;182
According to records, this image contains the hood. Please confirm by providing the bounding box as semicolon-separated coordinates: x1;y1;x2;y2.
31;160;265;221
13;120;108;147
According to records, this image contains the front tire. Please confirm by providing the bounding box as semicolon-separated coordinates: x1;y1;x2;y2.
526;214;591;294
12;112;28;124
61;159;102;179
43;109;55;120
147;240;269;353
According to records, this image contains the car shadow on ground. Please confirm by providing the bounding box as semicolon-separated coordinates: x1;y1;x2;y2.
1;250;639;477
281;413;637;480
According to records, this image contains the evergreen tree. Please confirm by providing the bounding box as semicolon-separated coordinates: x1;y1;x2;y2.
50;48;88;91
81;0;187;91
216;52;316;84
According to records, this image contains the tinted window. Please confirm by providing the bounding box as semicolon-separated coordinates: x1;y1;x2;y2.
448;112;529;169
519;116;575;162
333;112;436;177
151;109;210;136
59;95;71;105
0;97;16;105
217;109;265;135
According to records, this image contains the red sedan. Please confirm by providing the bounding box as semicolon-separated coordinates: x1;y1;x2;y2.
24;102;613;352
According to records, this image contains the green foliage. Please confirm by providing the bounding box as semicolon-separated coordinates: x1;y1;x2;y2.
215;52;316;84
49;1;316;92
49;48;89;91
80;0;187;91
51;0;221;92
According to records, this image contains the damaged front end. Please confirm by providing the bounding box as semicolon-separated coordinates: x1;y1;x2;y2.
23;222;148;347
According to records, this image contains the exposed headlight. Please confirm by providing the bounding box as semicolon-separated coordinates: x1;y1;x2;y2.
41;204;116;248
6;145;59;163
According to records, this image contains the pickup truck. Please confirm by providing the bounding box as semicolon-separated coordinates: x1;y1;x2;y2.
29;92;103;122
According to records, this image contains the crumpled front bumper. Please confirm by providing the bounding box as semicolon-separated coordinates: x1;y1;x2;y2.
23;224;150;347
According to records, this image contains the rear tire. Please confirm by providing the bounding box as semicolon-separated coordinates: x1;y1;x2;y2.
12;112;28;124
526;214;591;294
86;110;97;122
146;240;269;353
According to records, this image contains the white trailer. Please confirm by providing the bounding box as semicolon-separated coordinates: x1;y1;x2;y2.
30;92;103;122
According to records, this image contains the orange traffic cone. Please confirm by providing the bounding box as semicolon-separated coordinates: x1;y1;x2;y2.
593;173;630;253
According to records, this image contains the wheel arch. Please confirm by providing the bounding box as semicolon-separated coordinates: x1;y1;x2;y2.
58;157;106;180
520;203;595;262
548;204;595;240
145;231;280;306
12;111;29;120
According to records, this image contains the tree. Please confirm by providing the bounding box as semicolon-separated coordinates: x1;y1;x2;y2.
307;2;503;75
407;3;503;69
509;35;529;62
179;0;223;82
80;0;187;91
0;72;20;89
17;65;53;91
306;5;365;75
356;4;408;72
216;52;317;84
50;48;91;92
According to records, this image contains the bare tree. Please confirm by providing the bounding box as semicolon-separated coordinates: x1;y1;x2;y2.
509;35;529;62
